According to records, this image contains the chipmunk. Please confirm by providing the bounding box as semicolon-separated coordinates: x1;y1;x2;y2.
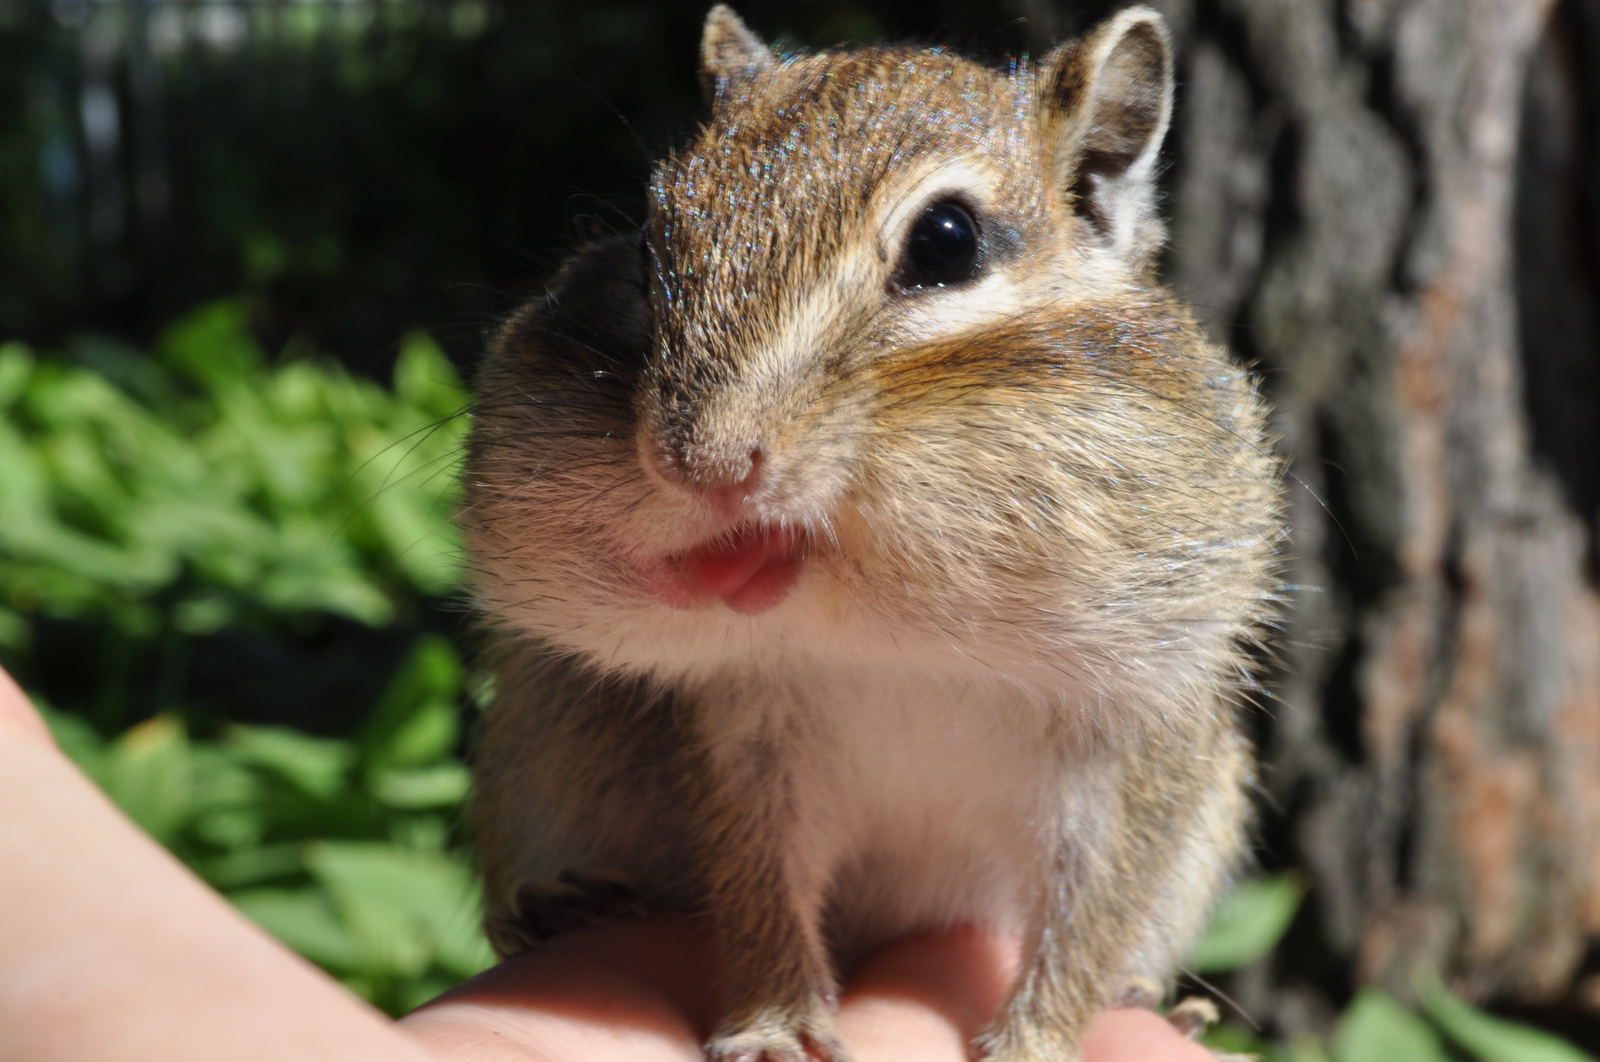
464;6;1282;1061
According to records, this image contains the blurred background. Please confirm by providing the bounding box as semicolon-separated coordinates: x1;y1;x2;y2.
2;0;1598;1057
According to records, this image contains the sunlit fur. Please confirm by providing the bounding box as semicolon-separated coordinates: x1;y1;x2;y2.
466;7;1283;1061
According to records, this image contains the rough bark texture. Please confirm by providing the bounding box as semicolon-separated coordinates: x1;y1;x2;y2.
1149;0;1600;1026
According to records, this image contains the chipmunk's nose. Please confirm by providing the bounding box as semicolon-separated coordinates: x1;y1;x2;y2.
652;441;765;512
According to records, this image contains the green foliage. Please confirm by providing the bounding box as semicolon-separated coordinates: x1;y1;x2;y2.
0;299;466;646
1335;989;1453;1062
40;633;491;1016
1190;879;1597;1062
1418;971;1598;1062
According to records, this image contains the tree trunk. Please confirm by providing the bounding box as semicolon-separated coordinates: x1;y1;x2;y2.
1157;0;1600;1023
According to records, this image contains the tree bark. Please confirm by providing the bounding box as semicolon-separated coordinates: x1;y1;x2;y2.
1156;0;1600;1021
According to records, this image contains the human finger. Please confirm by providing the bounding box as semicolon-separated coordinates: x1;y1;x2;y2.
400;915;715;1062
833;924;1017;1062
841;929;1214;1062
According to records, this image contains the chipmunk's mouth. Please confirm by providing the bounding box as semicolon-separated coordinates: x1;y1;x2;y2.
650;524;806;615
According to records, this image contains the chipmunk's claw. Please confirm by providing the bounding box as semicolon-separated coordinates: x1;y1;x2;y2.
1113;983;1240;1057
487;868;642;957
1114;975;1164;1009
707;1006;849;1062
1167;995;1220;1039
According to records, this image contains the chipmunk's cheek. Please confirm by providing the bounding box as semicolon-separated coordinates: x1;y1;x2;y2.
657;526;806;616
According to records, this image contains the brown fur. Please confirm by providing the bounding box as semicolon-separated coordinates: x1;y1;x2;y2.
465;7;1283;1061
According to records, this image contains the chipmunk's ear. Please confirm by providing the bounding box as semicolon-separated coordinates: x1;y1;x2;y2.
1039;7;1173;268
700;6;772;104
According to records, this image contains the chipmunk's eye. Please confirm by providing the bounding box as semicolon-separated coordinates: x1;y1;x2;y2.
896;200;981;290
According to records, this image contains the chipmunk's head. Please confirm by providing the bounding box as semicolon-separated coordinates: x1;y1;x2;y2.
469;6;1279;694
639;4;1175;509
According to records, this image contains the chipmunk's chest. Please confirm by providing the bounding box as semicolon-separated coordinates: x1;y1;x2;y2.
697;667;1062;957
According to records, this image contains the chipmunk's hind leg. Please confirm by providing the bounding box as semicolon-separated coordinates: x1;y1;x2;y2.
696;826;850;1062
978;720;1250;1062
486;869;644;957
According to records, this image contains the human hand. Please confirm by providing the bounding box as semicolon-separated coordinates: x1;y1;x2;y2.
401;912;1215;1062
0;666;1211;1062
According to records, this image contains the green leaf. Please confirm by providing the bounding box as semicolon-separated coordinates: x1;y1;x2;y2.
156;299;263;391
1416;969;1597;1062
172;593;236;635
197;843;305;889
99;715;193;844
189;806;268;850
1200;1021;1271;1057
1335;989;1452;1062
0;341;34;410
1187;872;1305;972
1281;1031;1336;1062
0;605;28;648
37;701;106;771
225;724;354;801
306;840;493;979
388;815;450;853
392;331;466;420
397;974;463;1015
359;635;463;767
368;763;471;809
231;885;367;970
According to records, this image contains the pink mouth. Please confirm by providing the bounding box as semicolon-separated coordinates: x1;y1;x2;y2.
655;525;805;615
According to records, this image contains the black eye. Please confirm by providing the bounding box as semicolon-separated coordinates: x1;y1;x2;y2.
897;200;981;290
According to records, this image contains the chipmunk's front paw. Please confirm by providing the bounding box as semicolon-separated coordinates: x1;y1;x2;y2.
707;1005;849;1062
486;868;642;957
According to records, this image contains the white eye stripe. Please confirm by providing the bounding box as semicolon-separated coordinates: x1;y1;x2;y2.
893;269;1025;344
